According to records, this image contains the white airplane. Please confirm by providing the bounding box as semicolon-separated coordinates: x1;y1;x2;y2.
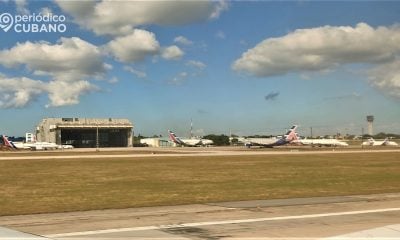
168;130;213;146
2;135;72;150
362;138;398;146
244;125;298;148
2;135;24;150
297;138;349;147
199;138;214;146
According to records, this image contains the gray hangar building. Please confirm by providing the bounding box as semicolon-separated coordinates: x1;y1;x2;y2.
36;118;133;148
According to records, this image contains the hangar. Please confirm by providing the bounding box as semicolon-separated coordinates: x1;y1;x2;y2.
36;118;133;148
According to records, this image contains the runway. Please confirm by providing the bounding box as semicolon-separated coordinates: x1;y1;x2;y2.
1;193;400;239
0;147;399;161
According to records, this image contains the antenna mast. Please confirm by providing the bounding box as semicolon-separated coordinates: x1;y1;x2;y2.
190;118;193;138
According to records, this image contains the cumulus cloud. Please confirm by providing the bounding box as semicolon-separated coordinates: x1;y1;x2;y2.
46;80;98;107
233;23;400;98
0;37;104;107
369;59;400;98
0;76;45;108
186;60;206;70
174;36;193;46
0;76;98;108
0;37;107;80
57;0;228;36
123;66;147;78
233;23;400;77
161;45;184;60
107;29;160;63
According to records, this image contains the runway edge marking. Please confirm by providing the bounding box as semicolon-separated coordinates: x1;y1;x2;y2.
45;207;400;238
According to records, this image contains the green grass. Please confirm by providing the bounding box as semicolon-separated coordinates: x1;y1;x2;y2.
0;152;399;216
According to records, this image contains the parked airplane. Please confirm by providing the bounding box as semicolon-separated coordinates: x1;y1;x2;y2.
297;138;349;147
1;135;72;150
168;130;213;146
361;138;398;146
244;125;298;148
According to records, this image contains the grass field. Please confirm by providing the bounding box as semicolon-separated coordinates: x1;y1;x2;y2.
0;152;399;216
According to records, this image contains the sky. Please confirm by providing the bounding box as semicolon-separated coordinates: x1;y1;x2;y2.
1;0;400;138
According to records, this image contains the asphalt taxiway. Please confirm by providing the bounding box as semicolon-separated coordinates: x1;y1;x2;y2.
0;147;399;161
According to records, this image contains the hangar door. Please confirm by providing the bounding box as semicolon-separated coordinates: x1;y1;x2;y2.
61;129;128;148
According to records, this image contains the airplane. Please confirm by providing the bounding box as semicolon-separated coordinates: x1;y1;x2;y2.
199;138;214;146
296;138;349;147
1;135;72;150
361;138;398;146
168;130;213;146
244;125;298;148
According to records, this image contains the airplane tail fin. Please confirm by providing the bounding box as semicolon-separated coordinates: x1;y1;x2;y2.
383;138;389;145
168;130;183;145
284;125;298;142
2;135;17;149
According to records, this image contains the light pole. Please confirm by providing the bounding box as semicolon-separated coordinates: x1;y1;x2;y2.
96;125;99;151
361;127;364;149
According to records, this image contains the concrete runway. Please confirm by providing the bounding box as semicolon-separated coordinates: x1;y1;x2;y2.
1;193;400;239
0;147;399;161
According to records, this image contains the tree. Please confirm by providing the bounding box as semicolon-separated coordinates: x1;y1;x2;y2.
231;138;239;145
203;134;230;146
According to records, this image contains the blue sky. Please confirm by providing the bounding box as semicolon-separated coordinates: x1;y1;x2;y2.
1;1;400;137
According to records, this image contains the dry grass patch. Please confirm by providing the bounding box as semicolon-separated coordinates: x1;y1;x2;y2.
0;152;399;216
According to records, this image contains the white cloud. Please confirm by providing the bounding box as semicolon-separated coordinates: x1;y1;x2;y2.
40;7;53;15
209;0;229;19
0;76;44;108
186;60;206;70
123;66;147;78
233;23;400;77
107;29;160;63
215;30;226;39
0;75;98;108
46;80;98;107
0;37;107;80
15;0;29;14
57;0;228;36
232;23;400;98
0;37;105;107
174;36;193;46
369;59;400;98
161;45;184;60
169;72;188;86
108;77;119;84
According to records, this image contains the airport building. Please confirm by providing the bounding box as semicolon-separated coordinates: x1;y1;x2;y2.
140;138;175;147
36;118;133;148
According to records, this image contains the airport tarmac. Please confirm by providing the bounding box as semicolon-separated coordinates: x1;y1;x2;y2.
1;193;400;239
0;147;399;161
